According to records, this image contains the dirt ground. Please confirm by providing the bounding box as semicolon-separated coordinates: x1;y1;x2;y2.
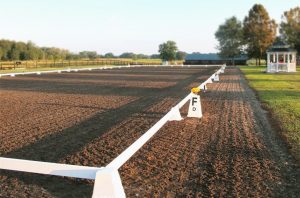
0;66;299;197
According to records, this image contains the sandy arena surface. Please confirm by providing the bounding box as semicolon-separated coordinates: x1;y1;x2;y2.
0;66;299;197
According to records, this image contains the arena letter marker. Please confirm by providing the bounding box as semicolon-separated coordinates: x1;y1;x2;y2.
187;88;202;118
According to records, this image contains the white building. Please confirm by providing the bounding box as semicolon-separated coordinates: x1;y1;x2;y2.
266;40;297;73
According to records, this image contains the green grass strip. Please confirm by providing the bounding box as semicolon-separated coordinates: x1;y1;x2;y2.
240;66;300;161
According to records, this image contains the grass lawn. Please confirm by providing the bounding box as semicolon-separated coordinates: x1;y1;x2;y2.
240;66;300;160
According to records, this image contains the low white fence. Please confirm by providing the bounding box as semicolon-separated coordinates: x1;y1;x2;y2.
0;65;140;77
0;64;226;197
0;64;223;78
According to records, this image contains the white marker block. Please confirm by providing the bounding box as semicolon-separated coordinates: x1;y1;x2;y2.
57;70;61;73
187;93;202;118
214;74;219;81
92;169;125;198
10;74;15;77
168;106;183;121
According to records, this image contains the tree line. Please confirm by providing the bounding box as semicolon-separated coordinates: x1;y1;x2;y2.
0;39;188;62
215;4;300;65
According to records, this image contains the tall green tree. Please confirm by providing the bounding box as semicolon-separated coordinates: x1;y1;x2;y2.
280;7;300;54
8;43;24;60
0;40;13;60
176;51;187;60
104;52;114;58
79;51;98;59
150;54;160;59
25;41;43;60
158;41;178;61
215;16;244;65
136;54;149;59
0;48;3;60
119;52;135;59
243;4;277;65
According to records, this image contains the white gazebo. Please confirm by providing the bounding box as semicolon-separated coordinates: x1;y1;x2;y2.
266;40;297;73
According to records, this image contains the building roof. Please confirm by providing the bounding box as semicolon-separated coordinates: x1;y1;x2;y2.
267;48;297;52
185;53;248;61
267;39;297;53
272;40;289;48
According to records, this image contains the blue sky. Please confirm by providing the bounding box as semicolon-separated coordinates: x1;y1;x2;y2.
0;0;299;55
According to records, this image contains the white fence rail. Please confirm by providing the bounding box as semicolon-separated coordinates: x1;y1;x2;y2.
0;64;226;197
0;64;223;78
0;157;103;179
0;65;136;77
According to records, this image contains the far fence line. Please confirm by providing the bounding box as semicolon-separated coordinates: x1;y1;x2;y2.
0;59;182;70
0;64;226;198
0;64;222;78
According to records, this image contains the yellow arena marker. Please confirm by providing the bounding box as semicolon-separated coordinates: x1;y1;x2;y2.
191;87;200;94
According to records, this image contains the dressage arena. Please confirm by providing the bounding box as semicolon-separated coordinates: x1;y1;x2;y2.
0;66;299;197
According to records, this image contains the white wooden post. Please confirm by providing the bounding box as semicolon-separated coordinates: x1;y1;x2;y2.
267;53;270;72
272;53;275;72
287;53;290;72
276;52;279;72
92;169;125;198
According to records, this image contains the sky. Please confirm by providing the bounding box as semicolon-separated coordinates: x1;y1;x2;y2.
0;0;299;55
